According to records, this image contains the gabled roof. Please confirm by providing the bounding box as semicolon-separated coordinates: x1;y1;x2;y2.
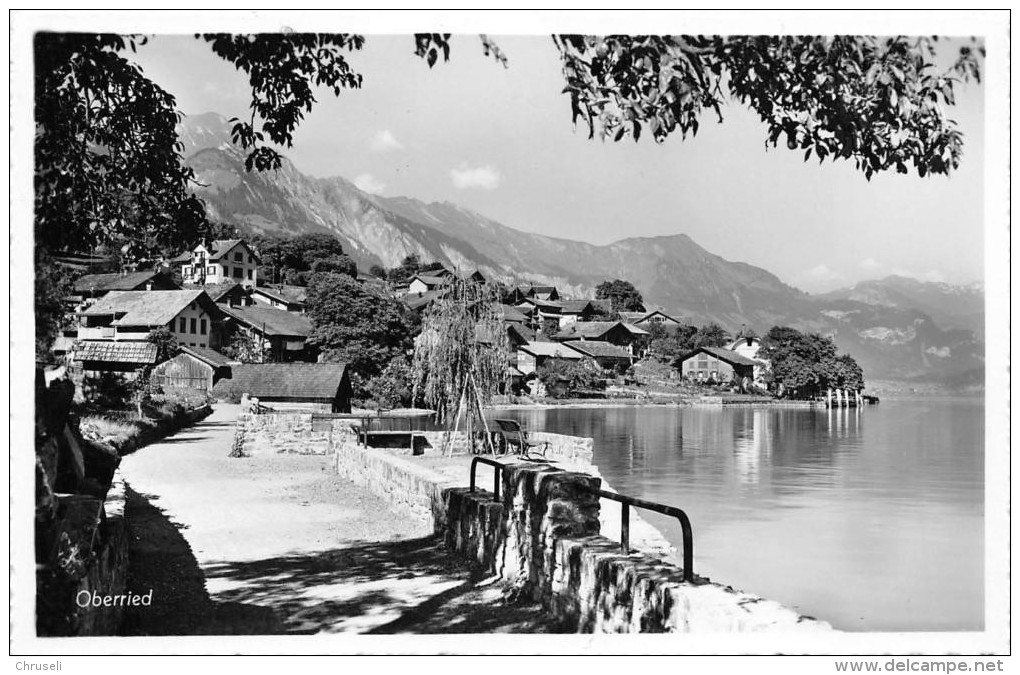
555;321;649;341
221;363;349;400
518;341;584;359
184;281;246;303
499;304;529;323
251;284;308;305
73;340;158;364
563;340;633;359
410;274;451;287
181;345;237;369
559;299;597;314
683;346;760;367
220;304;312;337
506;322;536;343
620;309;682;324
518;297;562;311
81;290;214;327
404;288;450;311
73;270;178;294
207;238;260;261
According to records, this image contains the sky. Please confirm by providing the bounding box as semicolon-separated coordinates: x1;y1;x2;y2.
130;30;986;294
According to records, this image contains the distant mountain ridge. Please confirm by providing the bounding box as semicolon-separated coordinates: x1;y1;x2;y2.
179;112;984;388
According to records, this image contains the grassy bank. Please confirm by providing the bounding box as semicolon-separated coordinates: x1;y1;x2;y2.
80;387;214;456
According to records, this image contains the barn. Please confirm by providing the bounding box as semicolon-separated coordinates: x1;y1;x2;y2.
151;346;236;392
215;363;353;413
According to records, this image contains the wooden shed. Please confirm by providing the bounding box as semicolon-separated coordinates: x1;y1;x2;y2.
214;362;353;413
151;346;236;392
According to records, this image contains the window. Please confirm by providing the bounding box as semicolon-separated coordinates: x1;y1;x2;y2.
248;255;254;264
190;318;197;333
179;318;186;333
208;265;215;274
190;343;196;347
183;265;191;276
234;251;243;262
200;319;207;335
246;269;253;279
233;267;243;279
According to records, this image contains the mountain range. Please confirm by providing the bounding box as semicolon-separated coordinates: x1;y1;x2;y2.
179;113;985;389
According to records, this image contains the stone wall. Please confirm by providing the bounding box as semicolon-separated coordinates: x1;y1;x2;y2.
443;462;831;633
330;432;831;634
232;411;332;456
35;369;132;636
332;427;455;529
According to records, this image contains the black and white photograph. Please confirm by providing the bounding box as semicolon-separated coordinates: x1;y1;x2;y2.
9;9;1011;666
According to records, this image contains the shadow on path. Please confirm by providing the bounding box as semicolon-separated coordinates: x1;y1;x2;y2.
122;487;561;635
120;486;285;635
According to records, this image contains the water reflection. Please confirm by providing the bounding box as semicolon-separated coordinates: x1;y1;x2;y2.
490;399;984;631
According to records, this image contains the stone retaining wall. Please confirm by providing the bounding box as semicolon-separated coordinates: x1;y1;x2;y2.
233;412;332;456
443;463;831;633
331;435;831;633
333;428;455;528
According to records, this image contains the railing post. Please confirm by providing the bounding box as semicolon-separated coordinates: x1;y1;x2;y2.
493;465;500;501
621;502;630;553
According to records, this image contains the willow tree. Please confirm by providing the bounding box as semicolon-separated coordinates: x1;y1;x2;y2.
411;278;511;455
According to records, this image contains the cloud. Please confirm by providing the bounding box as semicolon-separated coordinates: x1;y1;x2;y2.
800;264;844;283
891;268;947;283
859;257;882;271
370;130;404;152
450;163;501;190
354;173;385;195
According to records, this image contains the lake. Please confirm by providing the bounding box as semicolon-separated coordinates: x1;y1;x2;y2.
489;398;984;632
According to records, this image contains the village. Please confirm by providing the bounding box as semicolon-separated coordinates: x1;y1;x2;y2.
51;235;847;417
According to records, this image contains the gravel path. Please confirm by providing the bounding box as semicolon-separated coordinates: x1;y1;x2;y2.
118;404;558;635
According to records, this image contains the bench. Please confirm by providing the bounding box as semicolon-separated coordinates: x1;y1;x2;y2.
351;416;426;453
492;419;549;459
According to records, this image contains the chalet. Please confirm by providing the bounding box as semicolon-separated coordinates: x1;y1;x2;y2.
250;284;308;313
464;269;487;285
150;346;237;392
407;273;452;295
727;336;768;381
76;289;223;349
678;346;759;384
176;239;260;289
516;341;584;375
516;297;563;335
558;299;604;327
71;340;159;376
525;285;560;302
619;309;684;330
73;270;180;300
563;340;634;372
553;320;650;354
214;362;353;413
219;304;314;362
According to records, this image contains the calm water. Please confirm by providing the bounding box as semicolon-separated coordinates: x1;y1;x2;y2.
489;398;984;632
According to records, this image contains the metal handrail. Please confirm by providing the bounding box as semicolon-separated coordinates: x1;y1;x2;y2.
585;486;695;583
469;456;505;501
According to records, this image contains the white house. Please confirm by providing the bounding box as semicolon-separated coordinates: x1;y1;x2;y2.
176;239;260;289
76;289;223;350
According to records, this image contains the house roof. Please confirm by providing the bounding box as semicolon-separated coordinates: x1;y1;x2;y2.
181;345;237;369
410;274;450;287
499;304;529;323
404;288;450;311
555;321;649;341
219;304;312;337
207;239;260;261
683;346;760;367
81;290;212;327
620;309;682;324
563;340;633;359
73;340;159;364
73;270;177;293
559;299;596;314
252;284;308;305
506;322;536;343
727;336;762;350
221;363;349;400
518;341;584;359
518;297;562;311
184;281;245;303
171;251;193;263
